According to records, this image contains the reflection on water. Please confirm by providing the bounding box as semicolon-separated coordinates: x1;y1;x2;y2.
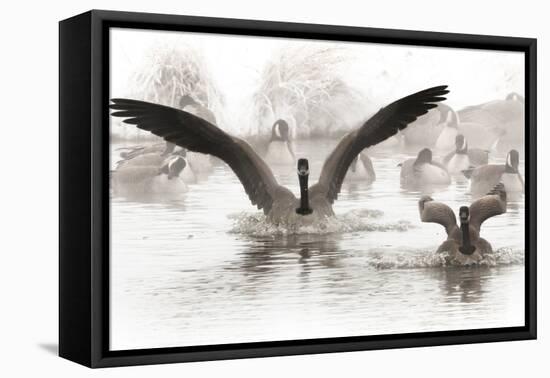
110;140;525;350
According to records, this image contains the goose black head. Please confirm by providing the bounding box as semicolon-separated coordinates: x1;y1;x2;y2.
179;94;197;109
459;206;470;225
297;158;309;177
160;155;187;179
296;158;313;215
416;148;433;165
505;149;520;173
272;119;290;141
506;92;524;103
455;134;468;154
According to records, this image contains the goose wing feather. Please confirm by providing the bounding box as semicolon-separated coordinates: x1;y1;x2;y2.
310;86;449;203
110;99;282;214
418;196;457;235
469;183;507;229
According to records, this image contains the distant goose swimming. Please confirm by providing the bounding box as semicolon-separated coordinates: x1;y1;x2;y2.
419;184;507;265
463;149;524;197
115;143;197;183
400;148;451;189
264;119;296;165
179;94;217;124
345;152;376;183
442;134;489;175
111;153;189;195
110;85;448;226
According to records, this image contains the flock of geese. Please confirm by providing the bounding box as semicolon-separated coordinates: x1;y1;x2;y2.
110;85;525;265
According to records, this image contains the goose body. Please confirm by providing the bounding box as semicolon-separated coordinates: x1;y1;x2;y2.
434;124;458;151
116;150;165;168
402;103;454;147
463;150;524;197
345;153;376;182
419;184;507;265
400;148;451;189
110;86;449;226
445;153;470;175
264;119;296;165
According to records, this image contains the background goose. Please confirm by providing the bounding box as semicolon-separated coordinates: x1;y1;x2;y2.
345;152;376;183
463;149;524;197
433;105;459;151
110;85;449;226
117;141;175;161
400;148;451;189
457;92;524;154
264;119;296;165
115;143;198;183
179;94;217;171
402;103;454;148
435;105;501;151
179;94;217;124
111;153;189;196
418;184;507;265
442;134;489;174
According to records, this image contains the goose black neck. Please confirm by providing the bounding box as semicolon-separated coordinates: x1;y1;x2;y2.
296;159;313;215
296;174;312;215
459;207;475;255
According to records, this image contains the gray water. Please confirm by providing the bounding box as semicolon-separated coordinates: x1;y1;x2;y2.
109;140;525;351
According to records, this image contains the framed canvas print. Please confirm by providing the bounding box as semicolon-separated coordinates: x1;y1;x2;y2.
59;10;537;368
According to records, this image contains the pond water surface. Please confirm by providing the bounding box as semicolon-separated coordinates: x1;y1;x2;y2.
110;139;525;350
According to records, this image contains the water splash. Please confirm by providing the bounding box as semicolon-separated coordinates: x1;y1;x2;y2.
228;209;412;236
366;247;524;269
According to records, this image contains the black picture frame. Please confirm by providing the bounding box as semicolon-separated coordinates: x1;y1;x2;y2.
59;9;537;368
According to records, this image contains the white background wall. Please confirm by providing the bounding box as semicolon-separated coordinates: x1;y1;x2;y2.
0;0;546;376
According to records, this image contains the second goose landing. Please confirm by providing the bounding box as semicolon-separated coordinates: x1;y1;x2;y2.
418;184;507;265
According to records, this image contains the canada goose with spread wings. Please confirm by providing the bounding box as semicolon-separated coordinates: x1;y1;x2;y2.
419;183;507;265
110;85;449;225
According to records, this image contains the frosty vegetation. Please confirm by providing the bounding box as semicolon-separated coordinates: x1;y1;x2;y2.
111;43;224;141
250;44;370;139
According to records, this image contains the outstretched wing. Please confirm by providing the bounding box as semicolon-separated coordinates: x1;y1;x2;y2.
310;86;449;203
418;196;457;235
469;183;507;229
110;99;282;214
